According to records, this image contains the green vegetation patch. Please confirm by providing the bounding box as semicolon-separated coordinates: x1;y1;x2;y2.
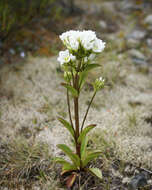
0;137;55;189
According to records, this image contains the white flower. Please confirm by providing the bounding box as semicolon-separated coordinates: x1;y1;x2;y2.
68;36;79;50
57;50;76;65
59;30;106;55
80;30;97;50
60;30;80;51
93;39;105;53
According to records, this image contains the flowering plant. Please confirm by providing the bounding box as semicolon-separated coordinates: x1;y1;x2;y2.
55;30;105;188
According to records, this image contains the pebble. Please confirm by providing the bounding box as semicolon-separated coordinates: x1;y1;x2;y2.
132;58;148;67
128;173;147;190
126;38;140;48
128;49;146;60
99;20;107;29
120;0;134;11
144;14;152;25
128;30;146;40
146;38;152;48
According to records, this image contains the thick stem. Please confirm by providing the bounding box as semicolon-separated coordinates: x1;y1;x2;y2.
81;91;97;132
73;73;81;157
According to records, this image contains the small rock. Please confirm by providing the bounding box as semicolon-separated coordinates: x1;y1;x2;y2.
128;49;146;60
144;14;152;25
148;179;152;184
126;38;140;48
147;38;152;48
128;173;147;190
99;20;107;29
132;58;149;70
128;30;146;40
120;0;134;11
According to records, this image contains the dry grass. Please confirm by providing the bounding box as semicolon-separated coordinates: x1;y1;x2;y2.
0;137;58;189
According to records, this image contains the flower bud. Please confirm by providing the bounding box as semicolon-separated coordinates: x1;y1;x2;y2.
64;71;72;83
93;77;105;91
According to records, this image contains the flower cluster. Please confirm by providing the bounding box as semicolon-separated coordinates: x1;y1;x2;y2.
57;30;105;66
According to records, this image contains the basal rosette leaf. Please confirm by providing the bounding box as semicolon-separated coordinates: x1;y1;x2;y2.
54;157;72;165
57;144;80;169
62;163;77;172
88;168;102;179
78;124;96;143
82;151;102;167
80;135;88;160
58;117;75;139
54;157;77;175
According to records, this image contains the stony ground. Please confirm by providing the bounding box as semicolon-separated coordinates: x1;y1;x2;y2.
0;0;152;189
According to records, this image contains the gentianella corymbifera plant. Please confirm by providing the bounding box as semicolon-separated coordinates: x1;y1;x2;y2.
55;30;105;187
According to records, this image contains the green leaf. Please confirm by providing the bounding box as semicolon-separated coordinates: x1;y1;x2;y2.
54;157;71;165
61;83;78;97
54;157;77;174
80;135;88;160
88;168;102;179
58;117;75;139
82;151;101;167
57;144;80;168
84;64;101;72
78;124;96;143
62;163;77;172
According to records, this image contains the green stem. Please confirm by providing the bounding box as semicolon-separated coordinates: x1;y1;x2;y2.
81;91;97;132
73;71;81;157
67;89;74;133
